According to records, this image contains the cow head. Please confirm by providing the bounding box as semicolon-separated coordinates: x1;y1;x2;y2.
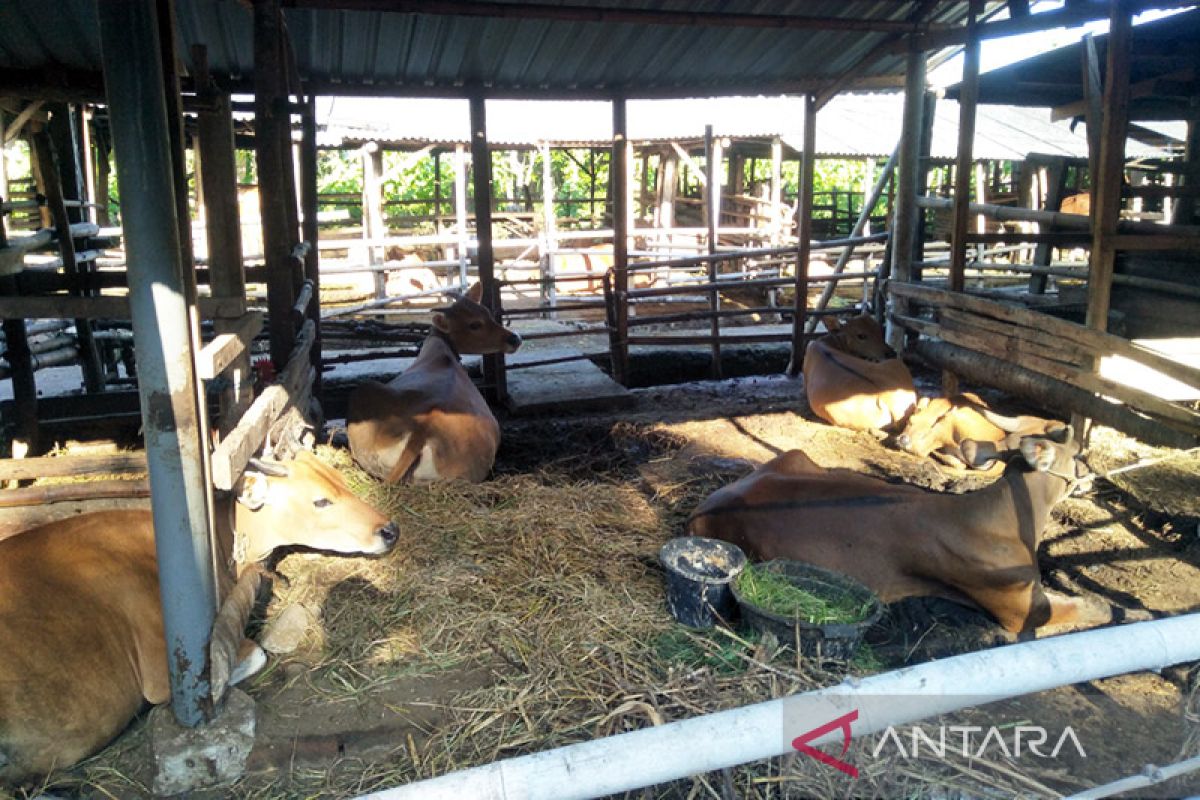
233;450;399;564
822;315;897;362
965;426;1092;496
433;282;522;355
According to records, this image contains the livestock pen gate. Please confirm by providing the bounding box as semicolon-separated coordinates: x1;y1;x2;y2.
1;0;1198;793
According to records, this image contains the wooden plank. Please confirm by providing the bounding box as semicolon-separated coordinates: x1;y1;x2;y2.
0;479;149;508
889;281;1200;390
912;338;1197;449
0;294;244;320
939;306;1090;366
0;452;147;482
196;311;263;380
1107;234;1200;252
210;319;314;490
895;313;1200;435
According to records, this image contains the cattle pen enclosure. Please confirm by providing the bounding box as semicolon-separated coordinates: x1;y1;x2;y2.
12;366;1195;800
5;0;1200;797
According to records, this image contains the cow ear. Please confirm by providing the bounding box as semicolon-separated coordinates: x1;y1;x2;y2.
237;471;270;511
431;311;451;333
824;316;843;333
1019;437;1056;472
466;282;483;303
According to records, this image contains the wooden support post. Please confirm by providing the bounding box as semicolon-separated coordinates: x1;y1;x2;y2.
770;137;783;245
469;94;505;403
704;124;722;379
914;90;937;280
1082;34;1104;210
46;105;85;225
1029;157;1068;294
0;219;38;460
887;41;927;351
540;141;557;316
610;99;631;386
1086;0;1132;334
454;143;469;287
658;147;678;231
254;0;298;370
946;1;981;395
1173;119;1200;226
300;95;322;401
787;94;817;377
94;126;112;226
194;45;249;439
362;142;386;299
31;129;105;394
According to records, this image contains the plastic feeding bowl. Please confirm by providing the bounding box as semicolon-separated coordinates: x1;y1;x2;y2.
732;560;883;661
659;537;747;628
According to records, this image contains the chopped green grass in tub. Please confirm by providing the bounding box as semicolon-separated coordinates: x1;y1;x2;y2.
736;565;874;624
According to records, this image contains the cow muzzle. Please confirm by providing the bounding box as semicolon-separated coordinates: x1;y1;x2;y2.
378;521;400;550
505;332;523;354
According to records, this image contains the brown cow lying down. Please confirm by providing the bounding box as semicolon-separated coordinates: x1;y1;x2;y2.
893;392;1067;469
688;429;1112;634
347;283;522;483
0;451;398;785
802;315;917;435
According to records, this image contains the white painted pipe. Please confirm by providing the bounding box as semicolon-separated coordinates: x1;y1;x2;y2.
1063;754;1200;800
358;614;1200;800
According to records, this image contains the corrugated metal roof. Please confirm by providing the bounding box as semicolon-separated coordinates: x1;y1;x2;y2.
313;92;1178;160
790;92;1176;159
0;0;994;98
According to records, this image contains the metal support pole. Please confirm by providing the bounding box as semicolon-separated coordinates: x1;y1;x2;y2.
469;93;506;403
886;41;927;351
787;94;817;377
611;99;630;385
97;0;216;727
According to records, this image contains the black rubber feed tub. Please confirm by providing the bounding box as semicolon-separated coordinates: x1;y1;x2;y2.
732;560;883;660
659;537;747;629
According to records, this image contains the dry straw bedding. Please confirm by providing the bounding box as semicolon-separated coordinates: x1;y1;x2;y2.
23;424;1200;799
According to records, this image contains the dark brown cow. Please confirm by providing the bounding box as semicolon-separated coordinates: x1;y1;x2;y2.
0;451;397;785
688;430;1111;634
346;283;521;483
894;392;1067;469
802;315;917;434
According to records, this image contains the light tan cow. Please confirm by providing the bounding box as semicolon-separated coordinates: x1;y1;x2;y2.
0;450;398;785
894;392;1068;469
802;315;917;434
346;283;521;483
688;429;1111;634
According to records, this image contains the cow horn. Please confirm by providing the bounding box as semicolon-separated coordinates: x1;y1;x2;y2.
247;457;290;477
975;405;1025;433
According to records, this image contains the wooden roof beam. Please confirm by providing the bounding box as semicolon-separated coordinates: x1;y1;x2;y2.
1050;67;1196;120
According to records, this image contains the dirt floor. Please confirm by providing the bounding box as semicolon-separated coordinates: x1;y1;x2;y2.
11;369;1200;800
